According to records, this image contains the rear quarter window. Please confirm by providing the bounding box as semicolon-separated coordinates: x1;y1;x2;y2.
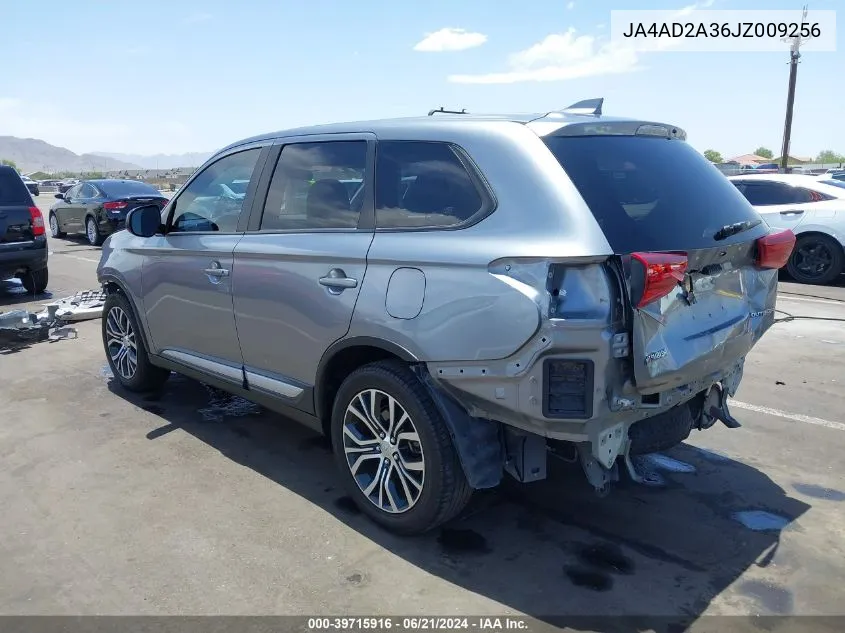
0;169;33;206
374;141;489;229
544;136;766;253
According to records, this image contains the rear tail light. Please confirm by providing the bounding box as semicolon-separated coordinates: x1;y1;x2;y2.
104;201;128;210
756;229;796;269
29;207;45;236
630;252;688;308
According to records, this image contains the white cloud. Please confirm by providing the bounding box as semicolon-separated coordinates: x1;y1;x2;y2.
449;29;641;84
448;0;712;84
413;27;488;52
567;1;575;9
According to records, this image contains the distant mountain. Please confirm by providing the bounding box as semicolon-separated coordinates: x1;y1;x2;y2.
92;151;213;169
0;136;141;173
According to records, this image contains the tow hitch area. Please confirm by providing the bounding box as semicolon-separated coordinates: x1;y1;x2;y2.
698;384;742;430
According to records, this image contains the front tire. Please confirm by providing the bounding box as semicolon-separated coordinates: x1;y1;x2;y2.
21;268;48;294
86;216;103;246
330;360;473;535
786;234;844;285
102;292;169;392
49;212;66;238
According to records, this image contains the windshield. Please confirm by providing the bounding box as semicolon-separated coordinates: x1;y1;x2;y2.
98;180;161;197
544;135;767;253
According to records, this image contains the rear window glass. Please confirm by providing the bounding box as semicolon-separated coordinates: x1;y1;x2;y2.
544;136;766;253
97;180;161;197
0;169;33;206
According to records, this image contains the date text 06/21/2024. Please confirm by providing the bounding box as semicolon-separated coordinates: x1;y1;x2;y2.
306;616;530;631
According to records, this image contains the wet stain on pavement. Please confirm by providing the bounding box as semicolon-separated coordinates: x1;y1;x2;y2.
334;496;361;515
793;483;845;502
197;385;261;422
564;566;613;592
732;510;790;532
739;579;794;614
437;528;491;555
231;426;251;438
577;543;635;575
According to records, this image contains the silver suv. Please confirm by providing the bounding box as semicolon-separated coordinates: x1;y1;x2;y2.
97;99;795;535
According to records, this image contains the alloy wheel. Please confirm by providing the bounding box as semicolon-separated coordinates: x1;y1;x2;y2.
87;219;97;245
342;389;425;514
105;306;138;380
50;214;58;236
793;241;833;280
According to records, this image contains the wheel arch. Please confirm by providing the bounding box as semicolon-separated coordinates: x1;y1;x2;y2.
314;337;419;434
101;277;155;354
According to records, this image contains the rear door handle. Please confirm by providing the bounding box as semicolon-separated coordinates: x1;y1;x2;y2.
319;269;357;290
204;261;230;278
780;209;804;215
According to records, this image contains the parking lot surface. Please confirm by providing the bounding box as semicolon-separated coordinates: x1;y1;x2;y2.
2;194;845;623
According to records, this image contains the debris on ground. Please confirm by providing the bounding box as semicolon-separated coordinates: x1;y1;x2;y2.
0;297;91;349
35;289;107;323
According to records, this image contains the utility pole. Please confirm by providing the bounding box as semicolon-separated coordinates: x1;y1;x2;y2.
779;5;811;173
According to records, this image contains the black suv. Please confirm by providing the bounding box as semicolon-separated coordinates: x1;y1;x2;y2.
0;166;49;293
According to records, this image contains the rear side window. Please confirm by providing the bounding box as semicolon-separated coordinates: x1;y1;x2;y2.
260;140;367;231
99;180;161;197
0;169;33;206
375;141;485;229
544;136;765;253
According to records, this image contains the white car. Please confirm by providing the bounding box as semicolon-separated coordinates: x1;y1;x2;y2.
729;174;845;285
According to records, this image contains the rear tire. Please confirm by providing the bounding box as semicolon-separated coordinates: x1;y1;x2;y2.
330;360;473;535
786;234;844;285
102;292;170;392
86;216;103;246
20;268;48;294
49;212;66;238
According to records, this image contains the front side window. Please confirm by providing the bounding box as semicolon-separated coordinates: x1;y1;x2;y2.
375;141;484;229
260;140;367;231
739;182;797;206
169;148;261;233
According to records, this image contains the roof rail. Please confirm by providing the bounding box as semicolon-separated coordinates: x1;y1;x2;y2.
428;107;469;116
560;98;604;116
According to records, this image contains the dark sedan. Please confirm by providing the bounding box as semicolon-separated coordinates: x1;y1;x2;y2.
49;179;168;246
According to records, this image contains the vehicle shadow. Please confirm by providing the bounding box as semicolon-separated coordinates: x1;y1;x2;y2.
0;278;53;308
108;375;811;631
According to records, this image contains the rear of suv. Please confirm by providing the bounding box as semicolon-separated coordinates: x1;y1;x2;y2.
97;99;794;535
0;165;49;293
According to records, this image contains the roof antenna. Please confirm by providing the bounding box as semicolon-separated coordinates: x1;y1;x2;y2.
428;107;469;116
561;98;604;116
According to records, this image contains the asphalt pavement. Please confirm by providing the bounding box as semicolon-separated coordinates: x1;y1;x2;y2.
1;194;844;626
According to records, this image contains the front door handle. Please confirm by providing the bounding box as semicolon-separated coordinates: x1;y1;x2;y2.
204;261;230;278
780;209;804;215
319;269;357;290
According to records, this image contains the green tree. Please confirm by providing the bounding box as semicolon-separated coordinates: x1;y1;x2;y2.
1;158;18;170
703;149;723;163
816;150;845;164
755;147;774;159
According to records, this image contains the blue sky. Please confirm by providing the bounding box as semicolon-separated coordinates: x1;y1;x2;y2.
1;0;841;160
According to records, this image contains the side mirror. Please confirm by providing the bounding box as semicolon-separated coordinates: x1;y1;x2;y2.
55;193;64;199
127;205;163;238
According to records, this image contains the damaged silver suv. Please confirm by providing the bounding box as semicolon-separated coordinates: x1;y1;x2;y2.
97;99;795;535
